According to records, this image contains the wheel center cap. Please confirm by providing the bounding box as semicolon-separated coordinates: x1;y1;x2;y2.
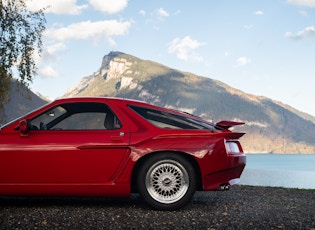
163;178;172;186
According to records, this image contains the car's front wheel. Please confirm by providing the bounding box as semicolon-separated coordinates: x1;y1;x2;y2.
138;153;196;210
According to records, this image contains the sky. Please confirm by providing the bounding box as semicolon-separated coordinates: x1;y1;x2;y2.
24;0;315;117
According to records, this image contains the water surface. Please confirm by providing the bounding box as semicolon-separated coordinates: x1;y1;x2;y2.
240;154;315;189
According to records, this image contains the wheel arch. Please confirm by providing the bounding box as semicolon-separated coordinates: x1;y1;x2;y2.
131;150;202;193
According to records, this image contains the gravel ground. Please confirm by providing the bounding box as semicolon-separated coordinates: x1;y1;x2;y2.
0;185;314;230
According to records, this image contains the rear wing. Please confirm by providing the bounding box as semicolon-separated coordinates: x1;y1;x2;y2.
216;120;245;130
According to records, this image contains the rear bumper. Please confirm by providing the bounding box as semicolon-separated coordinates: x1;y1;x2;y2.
202;154;246;191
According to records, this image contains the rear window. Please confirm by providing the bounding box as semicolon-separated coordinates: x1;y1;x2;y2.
129;105;216;130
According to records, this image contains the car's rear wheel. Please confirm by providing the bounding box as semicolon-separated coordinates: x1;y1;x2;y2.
137;153;196;210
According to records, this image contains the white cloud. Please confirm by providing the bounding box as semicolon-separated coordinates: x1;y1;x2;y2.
157;8;169;17
224;51;231;57
143;8;170;30
44;20;131;46
139;10;146;15
255;10;264;15
244;24;253;30
26;0;128;15
168;36;205;61
299;10;308;16
25;0;88;15
38;66;59;78
34;42;67;78
44;42;67;62
285;26;315;40
234;57;251;67
89;0;128;14
287;0;315;7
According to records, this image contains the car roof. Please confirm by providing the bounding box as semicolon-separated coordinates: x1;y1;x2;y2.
54;97;145;104
53;97;196;119
54;97;170;111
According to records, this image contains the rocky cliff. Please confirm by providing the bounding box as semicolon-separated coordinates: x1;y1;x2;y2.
64;52;315;153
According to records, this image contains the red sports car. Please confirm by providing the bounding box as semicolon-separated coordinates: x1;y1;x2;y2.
0;97;246;210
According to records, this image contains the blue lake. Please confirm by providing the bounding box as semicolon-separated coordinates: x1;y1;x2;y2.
240;154;315;189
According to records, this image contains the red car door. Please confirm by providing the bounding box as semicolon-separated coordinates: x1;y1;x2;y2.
0;102;130;188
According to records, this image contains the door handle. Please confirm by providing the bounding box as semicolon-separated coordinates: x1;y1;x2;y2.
110;132;125;142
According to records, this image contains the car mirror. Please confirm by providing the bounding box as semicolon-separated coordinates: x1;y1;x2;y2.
19;119;30;136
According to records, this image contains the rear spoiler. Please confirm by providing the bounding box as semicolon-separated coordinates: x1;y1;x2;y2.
216;120;245;129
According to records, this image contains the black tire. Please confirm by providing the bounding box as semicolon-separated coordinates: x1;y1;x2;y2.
137;152;196;210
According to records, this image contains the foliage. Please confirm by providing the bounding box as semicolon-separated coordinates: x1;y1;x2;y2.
0;0;46;112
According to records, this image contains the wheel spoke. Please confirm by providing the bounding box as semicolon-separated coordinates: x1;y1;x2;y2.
145;160;189;204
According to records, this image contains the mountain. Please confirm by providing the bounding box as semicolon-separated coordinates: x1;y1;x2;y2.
64;51;315;153
1;80;49;125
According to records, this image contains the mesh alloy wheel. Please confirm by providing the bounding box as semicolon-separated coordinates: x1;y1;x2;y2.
145;159;189;204
138;153;196;210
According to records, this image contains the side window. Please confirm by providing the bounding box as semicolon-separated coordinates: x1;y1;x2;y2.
129;105;195;129
129;105;215;130
30;106;66;130
55;112;107;130
30;102;121;130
